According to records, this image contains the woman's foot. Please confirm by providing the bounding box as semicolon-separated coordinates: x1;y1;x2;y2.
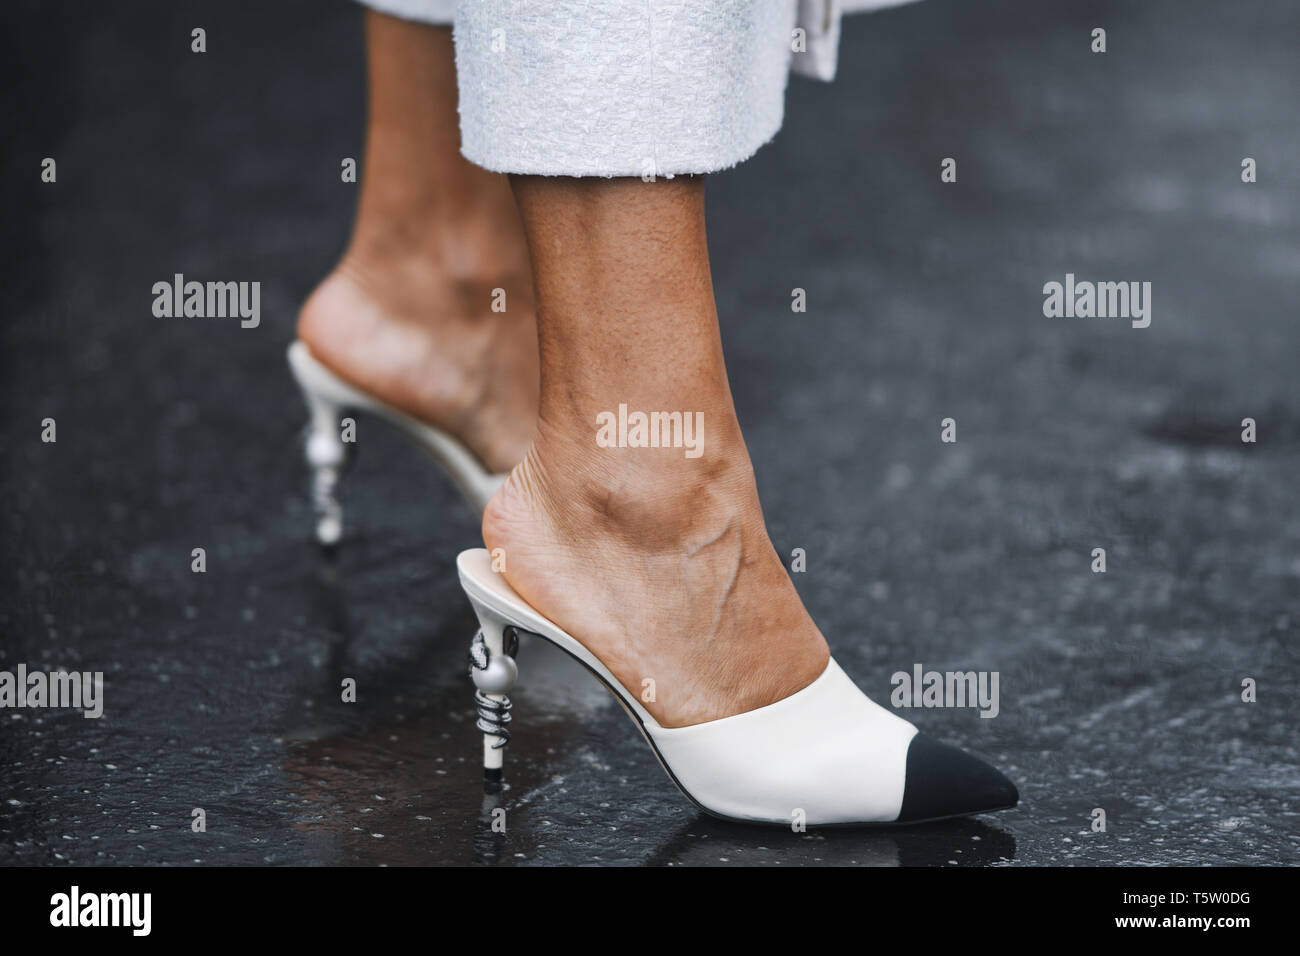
477;175;832;730
297;242;538;474
482;423;831;729
296;13;539;474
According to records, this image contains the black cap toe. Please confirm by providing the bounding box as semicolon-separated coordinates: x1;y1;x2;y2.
896;733;1019;824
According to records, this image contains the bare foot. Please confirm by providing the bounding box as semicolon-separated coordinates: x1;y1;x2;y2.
297;245;539;474
297;13;539;474
482;422;830;728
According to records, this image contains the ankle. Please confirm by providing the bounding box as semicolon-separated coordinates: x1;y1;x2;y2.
349;174;530;290
345;214;526;283
322;235;533;328
503;418;761;547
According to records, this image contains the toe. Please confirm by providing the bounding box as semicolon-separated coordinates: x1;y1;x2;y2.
896;733;1019;823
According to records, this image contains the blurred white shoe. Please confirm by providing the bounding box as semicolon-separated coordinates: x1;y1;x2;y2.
287;340;506;546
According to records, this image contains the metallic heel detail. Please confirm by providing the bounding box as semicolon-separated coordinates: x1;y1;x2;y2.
469;625;520;791
302;392;348;547
309;461;344;547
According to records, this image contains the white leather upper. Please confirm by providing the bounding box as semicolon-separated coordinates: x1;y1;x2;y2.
652;658;916;824
457;548;918;825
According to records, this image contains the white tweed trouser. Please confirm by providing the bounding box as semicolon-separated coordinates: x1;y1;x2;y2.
356;0;919;178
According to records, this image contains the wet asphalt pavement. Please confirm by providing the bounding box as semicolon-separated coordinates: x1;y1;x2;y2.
2;0;1298;866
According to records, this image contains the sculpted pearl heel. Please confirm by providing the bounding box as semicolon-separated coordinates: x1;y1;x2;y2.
287;341;507;545
458;548;1019;826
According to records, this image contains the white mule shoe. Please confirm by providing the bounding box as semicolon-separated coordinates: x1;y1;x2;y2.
287;341;507;545
458;548;1019;827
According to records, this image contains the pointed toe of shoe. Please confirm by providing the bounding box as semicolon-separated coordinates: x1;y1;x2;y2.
895;733;1018;824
